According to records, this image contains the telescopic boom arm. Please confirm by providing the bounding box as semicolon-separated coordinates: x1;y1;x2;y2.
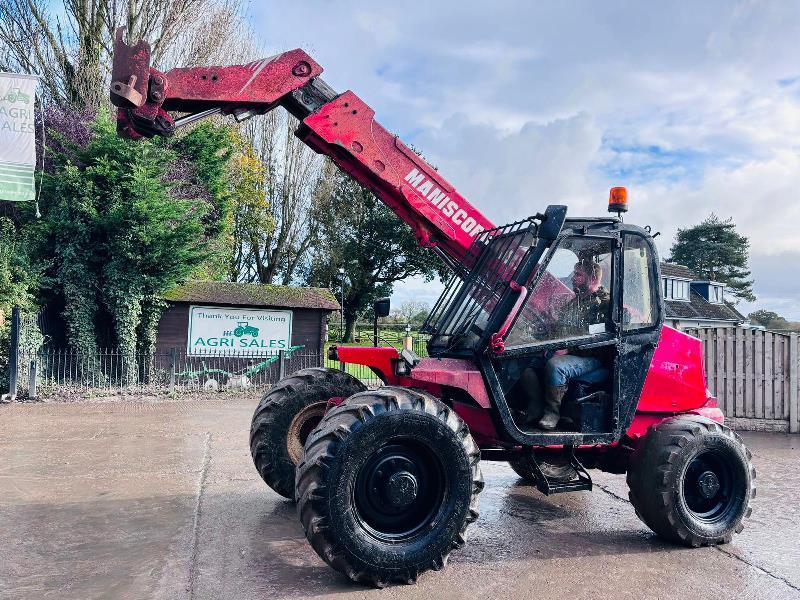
110;28;495;266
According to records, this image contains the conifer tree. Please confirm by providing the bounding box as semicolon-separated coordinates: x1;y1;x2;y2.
668;214;755;302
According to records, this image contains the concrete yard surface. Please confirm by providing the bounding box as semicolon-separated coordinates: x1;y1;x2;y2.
0;396;798;600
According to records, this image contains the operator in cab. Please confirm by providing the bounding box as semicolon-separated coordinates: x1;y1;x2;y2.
521;257;611;430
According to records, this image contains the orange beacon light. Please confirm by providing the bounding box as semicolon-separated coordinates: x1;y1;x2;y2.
608;186;628;216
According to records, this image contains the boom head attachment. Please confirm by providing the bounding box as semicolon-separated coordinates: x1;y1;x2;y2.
108;29;494;264
109;27;323;139
110;27;177;139
110;27;151;109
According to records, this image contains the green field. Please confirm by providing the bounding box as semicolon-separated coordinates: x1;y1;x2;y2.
323;327;429;381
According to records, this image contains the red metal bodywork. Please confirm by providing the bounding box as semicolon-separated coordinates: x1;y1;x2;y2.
637;325;707;412
624;325;724;439
299;92;494;261
335;323;719;448
335;346;502;445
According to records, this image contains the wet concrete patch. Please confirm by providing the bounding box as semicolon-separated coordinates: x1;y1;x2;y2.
0;399;798;600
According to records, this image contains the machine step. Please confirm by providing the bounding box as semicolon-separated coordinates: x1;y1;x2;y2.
529;446;593;495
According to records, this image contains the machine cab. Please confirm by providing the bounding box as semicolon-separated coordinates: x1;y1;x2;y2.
422;206;663;445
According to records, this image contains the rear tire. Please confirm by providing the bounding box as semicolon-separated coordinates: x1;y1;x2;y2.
249;367;365;499
627;415;755;546
296;387;483;587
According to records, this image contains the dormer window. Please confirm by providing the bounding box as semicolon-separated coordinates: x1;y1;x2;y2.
663;277;690;301
709;284;724;304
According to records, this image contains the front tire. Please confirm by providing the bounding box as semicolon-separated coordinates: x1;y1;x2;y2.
627;415;755;546
249;367;366;499
296;387;483;587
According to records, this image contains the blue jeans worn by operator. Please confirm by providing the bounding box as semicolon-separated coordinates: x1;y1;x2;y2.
537;354;607;429
544;354;606;388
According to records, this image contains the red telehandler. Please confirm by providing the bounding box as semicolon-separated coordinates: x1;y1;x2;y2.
110;29;755;587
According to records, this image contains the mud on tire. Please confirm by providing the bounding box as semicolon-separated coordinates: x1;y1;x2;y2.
296;387;484;587
249;367;366;500
627;415;755;546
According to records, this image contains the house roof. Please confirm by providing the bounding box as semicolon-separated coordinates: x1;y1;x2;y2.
665;290;745;323
659;262;744;323
660;263;694;279
163;281;340;311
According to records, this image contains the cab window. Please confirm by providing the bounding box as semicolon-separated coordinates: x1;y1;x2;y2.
506;237;614;347
622;235;656;330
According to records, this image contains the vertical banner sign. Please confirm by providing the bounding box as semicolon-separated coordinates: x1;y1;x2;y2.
0;73;39;202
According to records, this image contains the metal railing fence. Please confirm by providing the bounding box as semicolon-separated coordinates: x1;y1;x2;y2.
15;347;323;398
328;322;430;354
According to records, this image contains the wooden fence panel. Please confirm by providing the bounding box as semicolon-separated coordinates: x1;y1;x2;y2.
725;328;734;416
735;327;744;417
764;331;774;420
755;329;763;419
791;334;799;433
744;328;755;418
715;327;725;410
705;328;715;397
684;327;797;432
776;335;789;421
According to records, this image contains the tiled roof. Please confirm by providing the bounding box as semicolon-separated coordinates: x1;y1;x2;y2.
661;262;695;279
163;281;340;311
665;290;744;323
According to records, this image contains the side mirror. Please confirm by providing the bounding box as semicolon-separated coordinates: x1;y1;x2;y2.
372;298;390;348
374;298;391;318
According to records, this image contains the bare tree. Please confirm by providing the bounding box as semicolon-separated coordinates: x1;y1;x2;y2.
0;0;253;109
392;300;431;324
230;111;334;285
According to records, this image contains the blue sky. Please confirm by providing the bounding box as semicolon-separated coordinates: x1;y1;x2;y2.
247;1;800;319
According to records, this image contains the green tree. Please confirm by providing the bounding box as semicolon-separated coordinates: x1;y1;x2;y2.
0;216;44;388
306;173;442;342
168;121;236;281
391;300;430;326
747;309;787;327
668;214;755;302
0;217;39;319
225;130;274;281
747;309;800;331
33;111;233;377
0;0;252;109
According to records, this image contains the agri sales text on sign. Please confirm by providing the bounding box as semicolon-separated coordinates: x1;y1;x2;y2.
187;306;292;355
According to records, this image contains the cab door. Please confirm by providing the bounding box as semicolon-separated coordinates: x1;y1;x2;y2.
491;232;621;433
616;232;663;432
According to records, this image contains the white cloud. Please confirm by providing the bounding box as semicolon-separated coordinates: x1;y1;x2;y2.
390;275;445;311
414;112;602;223
248;1;800;319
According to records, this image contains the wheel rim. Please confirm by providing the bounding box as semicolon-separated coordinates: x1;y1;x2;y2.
681;449;736;523
286;401;327;465
354;438;447;542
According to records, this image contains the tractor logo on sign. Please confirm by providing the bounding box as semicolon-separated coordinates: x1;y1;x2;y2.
233;321;259;337
1;88;31;105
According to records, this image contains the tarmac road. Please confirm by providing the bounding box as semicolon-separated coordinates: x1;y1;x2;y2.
1;395;798;600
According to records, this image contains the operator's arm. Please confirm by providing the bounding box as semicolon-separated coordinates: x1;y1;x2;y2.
110;28;494;266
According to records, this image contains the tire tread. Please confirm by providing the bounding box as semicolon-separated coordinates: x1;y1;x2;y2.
296;386;482;587
627;415;755;547
250;367;365;499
